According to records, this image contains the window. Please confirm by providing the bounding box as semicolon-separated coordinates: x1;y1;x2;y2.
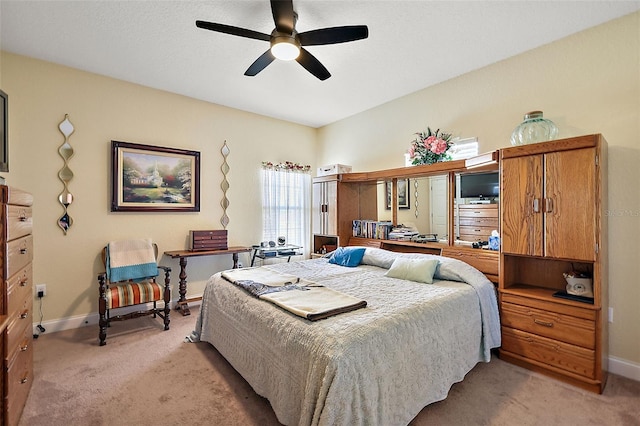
261;165;311;255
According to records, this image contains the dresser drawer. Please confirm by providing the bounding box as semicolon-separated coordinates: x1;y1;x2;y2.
441;247;499;276
458;204;498;218
459;226;496;237
6;298;33;353
348;237;382;248
5;337;33;426
7;205;33;241
458;217;498;227
5;187;34;207
7;266;33;319
502;327;595;379
7;235;33;277
501;302;595;349
501;293;596;320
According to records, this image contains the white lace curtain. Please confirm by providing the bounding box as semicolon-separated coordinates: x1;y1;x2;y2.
261;163;311;256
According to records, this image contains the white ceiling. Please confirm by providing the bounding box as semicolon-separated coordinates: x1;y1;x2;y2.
2;1;639;128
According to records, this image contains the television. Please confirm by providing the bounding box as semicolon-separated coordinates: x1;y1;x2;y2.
0;89;7;173
459;172;499;199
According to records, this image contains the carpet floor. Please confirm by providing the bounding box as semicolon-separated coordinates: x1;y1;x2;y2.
19;303;640;426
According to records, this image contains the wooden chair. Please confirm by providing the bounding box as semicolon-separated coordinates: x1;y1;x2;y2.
97;243;171;346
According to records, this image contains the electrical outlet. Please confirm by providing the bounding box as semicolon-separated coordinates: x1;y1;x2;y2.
36;284;46;297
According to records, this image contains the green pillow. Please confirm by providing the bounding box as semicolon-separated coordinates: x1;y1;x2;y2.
384;257;439;284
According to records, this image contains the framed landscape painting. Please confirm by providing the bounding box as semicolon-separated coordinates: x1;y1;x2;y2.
111;140;200;212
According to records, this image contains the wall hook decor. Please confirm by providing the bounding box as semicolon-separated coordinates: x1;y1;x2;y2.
57;114;75;234
220;141;230;229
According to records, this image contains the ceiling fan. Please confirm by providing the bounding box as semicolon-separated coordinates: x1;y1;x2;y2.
196;0;368;81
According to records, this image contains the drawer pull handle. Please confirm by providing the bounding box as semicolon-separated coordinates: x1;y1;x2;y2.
20;277;29;286
20;248;28;254
19;210;28;221
534;318;554;327
20;377;28;384
20;311;28;319
20;344;29;352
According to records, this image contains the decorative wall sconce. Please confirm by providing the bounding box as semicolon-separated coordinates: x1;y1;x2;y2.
220;141;230;229
57;114;75;234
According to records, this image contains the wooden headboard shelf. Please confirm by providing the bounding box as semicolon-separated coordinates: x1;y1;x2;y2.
348;237;499;283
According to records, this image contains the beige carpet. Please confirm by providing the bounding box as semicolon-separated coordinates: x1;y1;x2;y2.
19;304;640;426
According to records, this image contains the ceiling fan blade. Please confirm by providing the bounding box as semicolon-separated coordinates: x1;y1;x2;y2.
196;20;270;42
296;47;331;81
270;0;295;33
245;50;276;76
299;25;369;46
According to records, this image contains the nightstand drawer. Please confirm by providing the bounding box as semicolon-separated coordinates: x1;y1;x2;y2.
501;302;595;349
502;327;595;379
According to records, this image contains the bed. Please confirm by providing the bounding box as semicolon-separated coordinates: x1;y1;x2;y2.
191;247;501;426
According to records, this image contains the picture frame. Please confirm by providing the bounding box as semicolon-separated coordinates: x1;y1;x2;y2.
111;140;200;212
386;178;410;210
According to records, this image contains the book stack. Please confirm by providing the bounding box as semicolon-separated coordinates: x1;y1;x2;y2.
352;220;393;240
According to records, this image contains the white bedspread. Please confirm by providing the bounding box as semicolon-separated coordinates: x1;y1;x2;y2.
192;250;500;426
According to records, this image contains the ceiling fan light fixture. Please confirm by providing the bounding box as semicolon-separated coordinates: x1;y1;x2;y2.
270;35;300;61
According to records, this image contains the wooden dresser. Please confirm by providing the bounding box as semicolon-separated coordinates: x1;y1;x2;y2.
1;186;34;425
498;134;608;393
456;203;498;242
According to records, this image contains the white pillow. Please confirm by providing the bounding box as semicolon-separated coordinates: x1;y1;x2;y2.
361;247;401;269
384;257;439;284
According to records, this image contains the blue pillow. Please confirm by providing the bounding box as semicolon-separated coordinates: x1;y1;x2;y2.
328;247;366;267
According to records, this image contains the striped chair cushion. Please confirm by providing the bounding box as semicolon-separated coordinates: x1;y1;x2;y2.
106;281;163;309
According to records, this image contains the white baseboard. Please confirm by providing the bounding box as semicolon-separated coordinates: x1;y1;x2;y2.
30;301;640;383
608;356;640;381
32;296;201;335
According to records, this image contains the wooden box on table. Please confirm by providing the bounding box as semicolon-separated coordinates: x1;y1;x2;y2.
189;230;228;251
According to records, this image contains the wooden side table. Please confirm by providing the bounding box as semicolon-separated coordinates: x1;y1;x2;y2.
164;246;251;315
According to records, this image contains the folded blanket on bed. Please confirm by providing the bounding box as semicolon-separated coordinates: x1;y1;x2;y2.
261;281;367;321
106;238;158;282
223;270;367;321
222;267;299;287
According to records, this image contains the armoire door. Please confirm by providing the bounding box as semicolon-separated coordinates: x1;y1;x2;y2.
500;154;544;256
544;147;597;261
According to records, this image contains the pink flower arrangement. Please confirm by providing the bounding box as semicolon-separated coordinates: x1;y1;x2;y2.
408;127;453;165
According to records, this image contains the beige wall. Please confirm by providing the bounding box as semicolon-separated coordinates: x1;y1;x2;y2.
318;12;640;367
0;52;317;325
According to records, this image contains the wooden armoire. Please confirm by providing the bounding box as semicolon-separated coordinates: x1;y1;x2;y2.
498;134;608;393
